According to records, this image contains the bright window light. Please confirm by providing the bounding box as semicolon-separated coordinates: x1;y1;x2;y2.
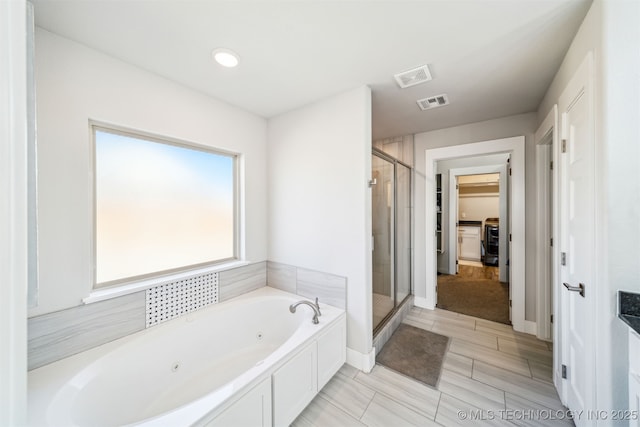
93;126;237;286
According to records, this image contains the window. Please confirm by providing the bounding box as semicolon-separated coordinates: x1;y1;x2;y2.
93;125;237;287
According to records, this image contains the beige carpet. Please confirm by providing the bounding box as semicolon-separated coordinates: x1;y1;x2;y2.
376;324;449;388
436;273;510;324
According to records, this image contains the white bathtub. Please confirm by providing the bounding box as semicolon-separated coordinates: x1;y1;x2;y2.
28;287;346;427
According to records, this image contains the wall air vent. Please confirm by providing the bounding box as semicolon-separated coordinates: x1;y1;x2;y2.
417;94;450;111
394;65;432;89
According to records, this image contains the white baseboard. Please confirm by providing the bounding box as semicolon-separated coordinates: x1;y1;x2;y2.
413;296;434;310
524;320;537;335
346;347;375;373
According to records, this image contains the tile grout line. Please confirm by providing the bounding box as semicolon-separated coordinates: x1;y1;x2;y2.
469;366;564;413
433;390;443;424
526;357;534;379
352;367;440;421
317;394;363;425
357;391;377;423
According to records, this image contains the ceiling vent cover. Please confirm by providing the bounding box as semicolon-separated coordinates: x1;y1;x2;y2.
417;94;449;111
394;65;432;89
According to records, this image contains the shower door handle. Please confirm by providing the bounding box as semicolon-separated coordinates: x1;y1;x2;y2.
563;282;585;298
368;178;377;187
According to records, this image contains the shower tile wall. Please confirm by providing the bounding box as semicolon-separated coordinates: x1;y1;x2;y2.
371;134;414;333
372;134;414;167
371;156;392;300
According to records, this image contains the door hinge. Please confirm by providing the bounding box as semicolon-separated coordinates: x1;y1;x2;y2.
509;299;512;307
456;260;459;265
550;237;553;247
551;314;554;323
550;161;553;170
561;252;567;266
509;233;512;242
456;184;459;190
509;167;512;176
561;139;567;153
562;364;567;379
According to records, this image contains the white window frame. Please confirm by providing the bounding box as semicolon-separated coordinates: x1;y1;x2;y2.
89;122;241;292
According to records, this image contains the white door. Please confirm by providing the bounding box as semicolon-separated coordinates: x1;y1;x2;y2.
454;176;460;273
507;156;512;322
558;52;595;423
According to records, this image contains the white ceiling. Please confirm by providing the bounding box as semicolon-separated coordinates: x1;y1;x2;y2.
32;0;592;140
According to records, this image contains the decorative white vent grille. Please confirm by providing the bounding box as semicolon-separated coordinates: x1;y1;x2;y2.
145;272;218;327
417;93;450;111
394;65;432;89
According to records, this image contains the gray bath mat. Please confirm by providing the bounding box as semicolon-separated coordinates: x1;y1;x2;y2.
377;323;449;388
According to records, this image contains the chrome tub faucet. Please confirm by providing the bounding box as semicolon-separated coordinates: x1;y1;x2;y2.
289;297;322;324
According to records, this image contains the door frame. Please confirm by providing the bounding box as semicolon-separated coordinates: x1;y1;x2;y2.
448;164;508;282
534;105;558;343
423;136;526;333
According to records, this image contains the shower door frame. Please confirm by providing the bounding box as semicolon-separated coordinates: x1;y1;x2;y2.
372;148;413;336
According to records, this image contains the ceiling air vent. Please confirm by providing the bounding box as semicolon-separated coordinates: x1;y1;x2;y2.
417;94;449;111
394;65;432;89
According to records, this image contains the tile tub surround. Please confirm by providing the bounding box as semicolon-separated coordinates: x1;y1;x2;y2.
28;261;267;370
219;261;267;301
28;261;347;370
619;290;640;334
267;261;347;309
28;292;146;370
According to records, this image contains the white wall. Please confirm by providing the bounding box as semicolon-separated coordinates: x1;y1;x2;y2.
537;0;640;414
268;87;372;358
31;28;268;316
602;0;640;413
414;113;538;320
1;1;28;422
458;194;499;222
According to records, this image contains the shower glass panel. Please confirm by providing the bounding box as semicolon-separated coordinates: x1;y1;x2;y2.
372;154;395;331
396;163;411;304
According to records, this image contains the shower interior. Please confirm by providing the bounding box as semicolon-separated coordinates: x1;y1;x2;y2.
371;149;412;334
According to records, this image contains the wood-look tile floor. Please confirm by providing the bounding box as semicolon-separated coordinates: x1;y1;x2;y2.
293;307;573;427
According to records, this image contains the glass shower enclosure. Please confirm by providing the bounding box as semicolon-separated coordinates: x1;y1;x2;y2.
371;150;412;334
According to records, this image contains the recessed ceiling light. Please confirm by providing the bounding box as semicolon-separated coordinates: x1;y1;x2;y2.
212;48;240;68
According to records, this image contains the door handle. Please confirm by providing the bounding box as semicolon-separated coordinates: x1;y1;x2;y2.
563;282;585;298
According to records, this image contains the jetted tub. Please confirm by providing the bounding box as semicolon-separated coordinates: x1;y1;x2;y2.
28;287;347;427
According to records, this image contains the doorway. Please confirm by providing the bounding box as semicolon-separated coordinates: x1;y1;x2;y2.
371;149;412;334
437;166;511;324
456;172;502;271
423;136;526;333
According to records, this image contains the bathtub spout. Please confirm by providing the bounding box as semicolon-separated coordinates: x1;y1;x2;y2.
289;298;321;324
